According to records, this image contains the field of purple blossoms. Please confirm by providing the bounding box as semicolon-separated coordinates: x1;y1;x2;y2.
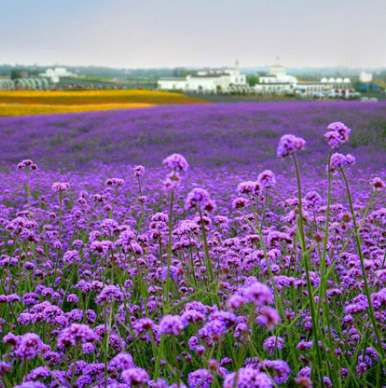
0;101;386;170
0;105;386;388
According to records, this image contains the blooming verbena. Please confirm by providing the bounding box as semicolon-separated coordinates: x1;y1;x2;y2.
110;352;135;371
51;182;70;193
105;177;125;187
121;367;150;385
163;171;182;193
256;306;281;331
17;159;38;171
162;153;189;193
329;153;356;172
237;181;261;196
0;361;12;376
259;360;291;384
277;134;306;158
263;336;285;355
134;165;145;177
370;177;386;191
295;366;312;387
257;170;276;188
14;383;47;388
163;153;189;171
243;281;273;306
4;333;47;360
57;323;98;349
185;188;216;213
324;121;351;148
187;369;213;388
3;115;386;387
95;284;124;304
223;368;273;388
232;197;249;209
159;315;184;336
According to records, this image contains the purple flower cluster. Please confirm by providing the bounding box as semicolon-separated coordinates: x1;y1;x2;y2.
324;121;351;148
185;188;216;213
277;134;306;158
0;111;385;387
329;153;356;172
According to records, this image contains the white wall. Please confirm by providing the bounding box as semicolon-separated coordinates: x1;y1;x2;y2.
157;80;187;90
158;67;247;93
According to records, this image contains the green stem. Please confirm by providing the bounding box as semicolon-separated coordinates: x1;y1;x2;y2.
340;168;385;360
164;191;174;313
292;153;325;386
26;170;31;220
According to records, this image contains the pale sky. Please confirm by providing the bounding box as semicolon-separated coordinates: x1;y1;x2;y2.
1;0;385;68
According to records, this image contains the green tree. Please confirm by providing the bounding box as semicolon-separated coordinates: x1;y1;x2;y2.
10;69;22;80
247;75;259;86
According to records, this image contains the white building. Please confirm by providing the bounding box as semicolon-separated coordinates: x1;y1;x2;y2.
39;67;74;83
254;64;352;97
254;65;297;95
258;64;298;84
359;71;373;83
158;61;247;93
295;82;333;97
297;77;352;97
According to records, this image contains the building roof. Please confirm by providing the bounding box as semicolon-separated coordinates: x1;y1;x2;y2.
190;74;227;79
256;82;295;85
159;77;186;81
299;82;330;85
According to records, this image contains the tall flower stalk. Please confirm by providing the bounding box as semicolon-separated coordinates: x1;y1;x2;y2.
292;153;325;385
340;167;385;360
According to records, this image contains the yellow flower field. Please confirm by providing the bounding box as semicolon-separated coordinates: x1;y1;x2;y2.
0;90;207;116
0;103;154;117
0;90;207;106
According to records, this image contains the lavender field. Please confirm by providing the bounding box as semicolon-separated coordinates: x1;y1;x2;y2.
1;101;386;170
1;102;386;388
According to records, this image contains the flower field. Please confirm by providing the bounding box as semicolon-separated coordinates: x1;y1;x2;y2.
0;101;386;169
0;103;153;117
1;102;386;387
0;90;207;117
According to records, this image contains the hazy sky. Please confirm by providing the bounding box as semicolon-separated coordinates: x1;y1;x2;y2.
1;0;385;68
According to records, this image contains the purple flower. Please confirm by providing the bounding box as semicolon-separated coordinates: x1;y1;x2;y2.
237;181;261;195
163;153;189;171
110;352;135;371
232;197;249;209
188;369;213;388
256;306;281;331
51;182;70;193
96;285;124;304
134;165;145;177
370;177;386;191
185;188;216;213
58;323;98;349
105;177;125;187
224;368;273;388
121;367;149;386
263;336;285;356
277;134;306;158
329;153;355;172
159;315;184;336
0;361;12;376
260;359;290;384
324;121;351;148
14;383;47;388
244;282;273;306
19;334;45;359
17;159;38;171
257;170;276;188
